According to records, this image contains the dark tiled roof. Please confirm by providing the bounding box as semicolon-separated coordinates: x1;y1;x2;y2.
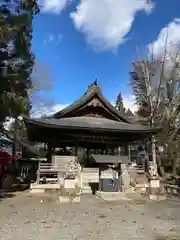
52;85;132;123
24;116;160;133
91;154;128;164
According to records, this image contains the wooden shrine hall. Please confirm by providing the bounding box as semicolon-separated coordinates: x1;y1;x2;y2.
24;82;160;165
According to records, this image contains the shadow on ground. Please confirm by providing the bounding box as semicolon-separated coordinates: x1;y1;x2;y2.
89;182;99;195
0;184;29;201
156;235;180;240
0;192;16;200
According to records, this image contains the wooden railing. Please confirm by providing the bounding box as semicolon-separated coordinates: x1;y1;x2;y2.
36;162;81;185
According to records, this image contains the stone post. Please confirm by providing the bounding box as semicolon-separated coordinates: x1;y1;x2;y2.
148;135;158;178
147;163;166;200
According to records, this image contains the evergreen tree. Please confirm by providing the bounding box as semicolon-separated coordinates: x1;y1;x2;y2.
115;92;125;112
0;0;39;130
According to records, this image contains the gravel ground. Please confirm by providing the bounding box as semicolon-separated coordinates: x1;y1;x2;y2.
0;191;180;240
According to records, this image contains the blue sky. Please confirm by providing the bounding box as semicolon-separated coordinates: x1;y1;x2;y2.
31;0;180;116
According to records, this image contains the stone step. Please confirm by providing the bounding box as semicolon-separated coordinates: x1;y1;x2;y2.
82;173;99;182
83;174;99;177
82;184;92;194
82;183;91;188
134;183;148;193
83;169;114;172
83;173;113;178
81;190;92;194
83;168;99;172
83;176;99;180
83;180;99;184
30;183;61;189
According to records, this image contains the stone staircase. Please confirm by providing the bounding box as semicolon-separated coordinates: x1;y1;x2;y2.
82;168;99;194
81;166;149;194
81;167;119;194
128;165;148;192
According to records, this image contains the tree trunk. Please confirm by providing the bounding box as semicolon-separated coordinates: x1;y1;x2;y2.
151;135;156;164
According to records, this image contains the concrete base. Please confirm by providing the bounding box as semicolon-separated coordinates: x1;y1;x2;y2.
96;191;130;201
149;194;166;201
30;183;60;190
134;183;148;193
58;195;80;203
124;187;135;194
30;188;45;194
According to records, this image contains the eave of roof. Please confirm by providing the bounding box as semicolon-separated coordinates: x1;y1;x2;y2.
24;116;161;134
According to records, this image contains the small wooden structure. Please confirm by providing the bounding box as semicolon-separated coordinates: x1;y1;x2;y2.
91;154;128;193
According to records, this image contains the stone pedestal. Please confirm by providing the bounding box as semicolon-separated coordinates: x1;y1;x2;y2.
148;178;160;194
150;178;160;189
121;164;131;191
148;178;166;201
96;191;130;201
64;179;77;189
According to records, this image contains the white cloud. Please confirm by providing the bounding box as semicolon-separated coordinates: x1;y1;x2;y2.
70;0;154;51
123;95;137;113
149;19;180;57
39;0;73;13
31;103;69;118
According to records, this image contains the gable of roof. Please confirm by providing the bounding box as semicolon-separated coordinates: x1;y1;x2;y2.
53;85;131;123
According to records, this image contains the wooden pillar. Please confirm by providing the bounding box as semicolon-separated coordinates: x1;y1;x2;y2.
47;142;52;163
118;163;122;192
75;143;78;163
124;143;128;155
86;148;90;166
99;167;101;192
118;146;121;156
128;144;131;162
111;148;115;155
105;145;108;155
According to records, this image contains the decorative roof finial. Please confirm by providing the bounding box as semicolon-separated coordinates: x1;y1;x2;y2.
94;78;98;86
88;79;98;91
